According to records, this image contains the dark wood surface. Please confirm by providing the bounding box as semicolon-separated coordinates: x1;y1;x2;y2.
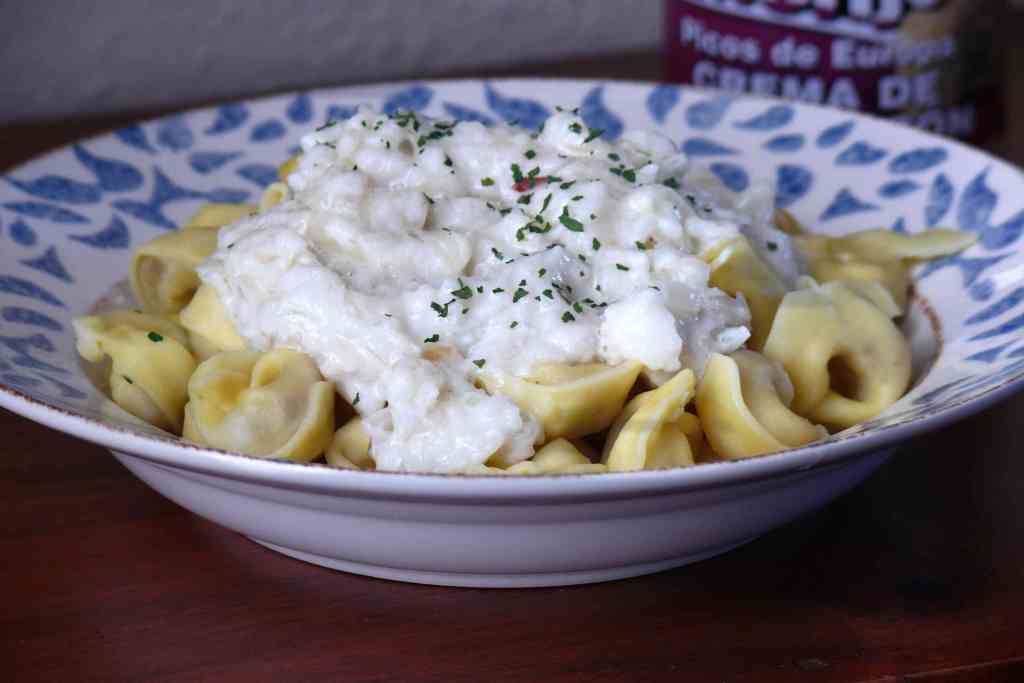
3;52;1024;682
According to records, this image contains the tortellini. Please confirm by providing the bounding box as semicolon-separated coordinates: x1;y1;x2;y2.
705;237;787;350
762;280;911;430
177;284;247;361
259;182;290;212
278;155;300;182
183;349;335;461
326;417;374;470
504;439;607;474
182;203;256;230
696;351;827;460
73;311;197;432
479;361;642;440
602;369;699;472
130;226;219;315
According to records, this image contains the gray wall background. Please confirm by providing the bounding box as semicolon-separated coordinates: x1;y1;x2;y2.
0;1;663;124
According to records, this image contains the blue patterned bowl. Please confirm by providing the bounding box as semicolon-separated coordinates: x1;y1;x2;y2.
2;80;1022;587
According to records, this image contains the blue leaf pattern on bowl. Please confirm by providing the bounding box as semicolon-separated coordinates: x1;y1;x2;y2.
579;86;623;140
685;96;732;130
836;141;887;165
775;165;813;209
0;275;64;307
114;125;156;154
815;120;855;148
821;188;878;221
1;307;63;331
443;102;494;125
484;83;549;129
709;162;749;193
965;287;1024;325
9;219;36;246
646;85;680;124
382;85;434;115
2;202;89;224
205;103;250;135
237;163;279;187
250;120;286;142
681;138;736;157
925;173;954;226
733;104;795;131
73;146;144;193
762;134;805;153
189;151;243;174
20;246;73;283
286;94;314;123
889;148;948;174
5;175;101;205
69;215;131;250
879;180;920;198
156;117;194;152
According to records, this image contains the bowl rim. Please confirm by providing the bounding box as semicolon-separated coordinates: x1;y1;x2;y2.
2;76;1023;501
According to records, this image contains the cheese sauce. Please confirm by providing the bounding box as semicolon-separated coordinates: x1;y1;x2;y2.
199;106;793;472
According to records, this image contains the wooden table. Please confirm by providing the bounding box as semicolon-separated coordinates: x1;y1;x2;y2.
3;54;1024;682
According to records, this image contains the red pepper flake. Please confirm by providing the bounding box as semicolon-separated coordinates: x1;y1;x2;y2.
513;176;549;193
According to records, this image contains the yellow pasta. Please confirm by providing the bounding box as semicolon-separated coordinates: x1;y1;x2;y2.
705;236;788;350
177;284;247;361
130;226;219;315
258;182;290;213
73;311;197;432
182;203;256;230
602;369;698;472
479;361;642;440
505;439;607;474
763;280;911;430
326;417;374;470
696;351;826;460
830;228;977;263
184;349;334;461
278;155;300;182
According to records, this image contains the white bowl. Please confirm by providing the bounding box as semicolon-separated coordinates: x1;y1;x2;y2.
3;79;1023;587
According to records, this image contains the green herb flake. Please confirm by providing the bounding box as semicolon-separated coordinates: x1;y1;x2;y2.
517;193;533;205
444;155;454;167
316;120;337;132
509;321;519;329
353;392;361;406
423;193;434;205
559;206;584;232
766;241;779;252
451;280;474;300
513;287;529;303
491;247;505;260
123;375;133;384
622;169;636;183
524;149;536;159
592;237;602;250
492;287;505;294
538;268;547;278
635;241;649;251
481;177;495;187
608;152;620;161
539;193;552;214
573;302;584;314
472;359;486;368
562;311;576;322
663;177;680;189
147;331;163;343
616;263;630;271
571;195;584;201
511;163;524;183
559;180;576;190
568;122;583;134
431;300;454;318
424;334;440;343
584;127;605;143
542;289;554;299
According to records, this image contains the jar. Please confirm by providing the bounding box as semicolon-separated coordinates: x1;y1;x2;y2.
665;0;1005;143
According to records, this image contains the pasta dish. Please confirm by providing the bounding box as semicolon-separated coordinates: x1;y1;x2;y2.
73;107;973;474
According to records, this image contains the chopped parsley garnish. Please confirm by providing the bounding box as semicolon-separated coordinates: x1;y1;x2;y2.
392;111;420;130
525;149;536;159
147;331;163;342
353;392;361;405
491;247;505;260
316;120;336;131
616;263;630;271
578;253;587;262
635;241;649;251
512;287;529;303
472;359;486;368
499;208;512;216
766;241;779;252
592;237;602;250
568;122;583;134
537;268;546;278
423;193;434;205
559;206;584;232
527;166;541;178
431;299;455;318
451;279;474;300
518;193;533;205
571;195;584;202
424;334;440;343
543;289;554;299
562;311;576;322
444;155;454;167
123;375;133;384
608;152;620;161
481;177;495;186
622;169;636;183
584;127;605;143
510;321;519;329
539;193;552;214
559;180;576;190
663;177;680;189
511;163;524;183
492;287;505;294
573;302;584;314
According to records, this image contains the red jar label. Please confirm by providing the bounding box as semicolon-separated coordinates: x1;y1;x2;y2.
665;0;1002;142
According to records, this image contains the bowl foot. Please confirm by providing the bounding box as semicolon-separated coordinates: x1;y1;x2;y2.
248;536;759;588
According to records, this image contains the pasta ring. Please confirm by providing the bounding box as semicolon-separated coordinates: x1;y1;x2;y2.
130;226;219;315
763;281;911;430
602;369;698;472
505;439;607;475
177;284;247;361
479;361;642;440
830;228;976;263
326;417;374;470
696;351;826;460
74;311;197;433
184;349;335;461
704;236;788;350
